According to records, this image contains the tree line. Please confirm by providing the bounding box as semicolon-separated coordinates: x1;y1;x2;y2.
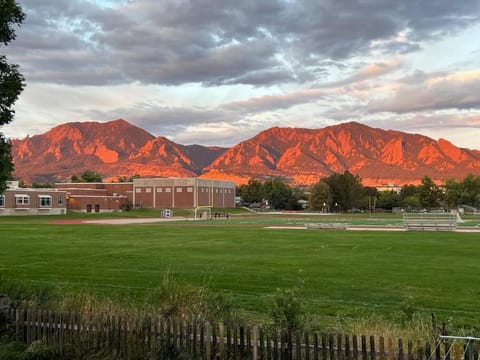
237;172;480;212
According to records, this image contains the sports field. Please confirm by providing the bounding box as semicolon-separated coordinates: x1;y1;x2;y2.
1;212;479;328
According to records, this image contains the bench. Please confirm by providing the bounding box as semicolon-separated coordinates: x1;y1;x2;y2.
403;213;457;231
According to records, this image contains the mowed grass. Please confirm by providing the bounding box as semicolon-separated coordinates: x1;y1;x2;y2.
1;219;479;328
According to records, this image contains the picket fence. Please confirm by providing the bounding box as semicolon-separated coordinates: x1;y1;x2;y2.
1;308;478;360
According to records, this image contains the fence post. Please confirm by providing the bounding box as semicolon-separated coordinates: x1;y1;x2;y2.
15;308;21;340
398;339;404;360
465;340;474;360
362;335;367;360
296;331;303;360
205;321;211;360
329;334;335;360
407;340;413;360
337;334;343;360
313;332;319;360
273;329;278;360
353;335;359;360
252;326;258;360
370;336;376;360
304;331;310;360
379;337;385;360
218;322;225;359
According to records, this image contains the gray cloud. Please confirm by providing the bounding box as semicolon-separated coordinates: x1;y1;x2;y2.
82;102;238;138
5;0;479;87
369;71;480;113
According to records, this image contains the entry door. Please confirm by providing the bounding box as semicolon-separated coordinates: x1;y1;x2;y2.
94;204;100;213
86;204;92;212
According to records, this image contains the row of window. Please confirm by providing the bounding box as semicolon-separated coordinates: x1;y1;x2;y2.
134;187;233;194
0;195;64;208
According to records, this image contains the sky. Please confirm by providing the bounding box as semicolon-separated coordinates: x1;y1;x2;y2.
2;0;480;149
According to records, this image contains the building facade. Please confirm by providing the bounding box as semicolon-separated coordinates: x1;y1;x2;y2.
132;178;235;209
55;182;130;212
53;178;236;212
0;181;67;216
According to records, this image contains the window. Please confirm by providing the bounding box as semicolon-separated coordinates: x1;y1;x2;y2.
176;188;182;193
146;187;152;193
58;196;64;205
157;187;162;193
39;195;52;207
187;187;193;193
135;188;141;193
15;194;30;206
0;195;4;207
166;188;171;193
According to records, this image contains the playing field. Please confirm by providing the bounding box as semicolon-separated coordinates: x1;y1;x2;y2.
1;215;479;327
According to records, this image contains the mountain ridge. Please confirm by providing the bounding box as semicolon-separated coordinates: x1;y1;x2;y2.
10;119;480;186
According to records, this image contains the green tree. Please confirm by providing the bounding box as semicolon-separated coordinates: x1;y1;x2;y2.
418;176;443;209
309;180;332;211
263;178;293;210
445;174;480;209
323;171;365;211
31;182;53;188
118;173;140;182
285;187;304;210
377;190;401;211
444;178;461;209
71;170;103;183
0;0;25;192
458;174;480;207
237;178;264;205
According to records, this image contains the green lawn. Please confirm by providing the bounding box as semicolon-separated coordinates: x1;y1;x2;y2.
1;214;479;329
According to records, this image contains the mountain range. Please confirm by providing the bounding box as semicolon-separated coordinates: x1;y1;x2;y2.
10;119;480;186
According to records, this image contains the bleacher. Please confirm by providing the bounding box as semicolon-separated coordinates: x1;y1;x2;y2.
403;213;457;231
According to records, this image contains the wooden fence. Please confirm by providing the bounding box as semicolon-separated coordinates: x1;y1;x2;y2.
1;308;478;360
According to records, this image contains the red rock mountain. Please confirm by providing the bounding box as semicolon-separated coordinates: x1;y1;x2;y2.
10;119;480;186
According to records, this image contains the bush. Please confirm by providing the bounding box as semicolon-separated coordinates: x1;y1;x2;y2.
270;273;306;330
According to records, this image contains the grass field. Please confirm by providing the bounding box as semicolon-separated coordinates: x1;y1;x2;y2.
1;211;480;331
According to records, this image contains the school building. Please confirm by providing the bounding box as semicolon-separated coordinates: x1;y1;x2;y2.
0;181;67;216
53;178;235;212
132;178;235;209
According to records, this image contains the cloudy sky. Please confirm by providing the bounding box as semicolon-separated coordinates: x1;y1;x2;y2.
2;0;480;148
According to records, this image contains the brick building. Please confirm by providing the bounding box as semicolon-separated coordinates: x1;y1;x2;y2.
54;178;235;212
132;178;235;209
0;181;67;216
55;182;131;212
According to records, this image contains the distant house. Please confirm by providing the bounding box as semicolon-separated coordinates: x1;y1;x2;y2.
0;181;67;216
376;183;402;194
